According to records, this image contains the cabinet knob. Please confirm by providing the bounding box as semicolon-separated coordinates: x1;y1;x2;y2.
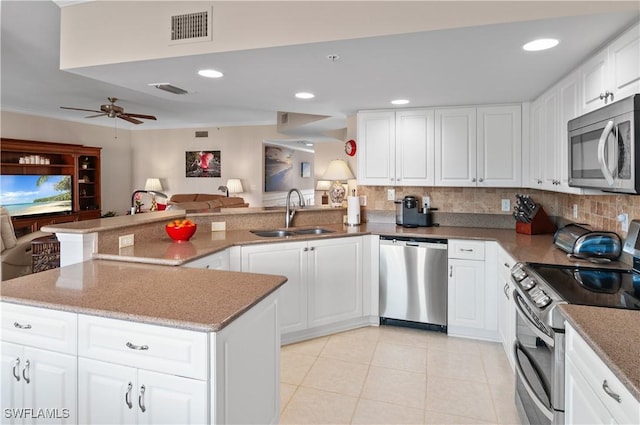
479;178;484;183
309;246;315;251
125;382;133;409
472;177;477;182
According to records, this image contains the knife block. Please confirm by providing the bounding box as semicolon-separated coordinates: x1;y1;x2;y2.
516;206;557;235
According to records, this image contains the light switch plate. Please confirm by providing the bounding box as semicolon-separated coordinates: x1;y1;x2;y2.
387;189;395;201
359;195;367;206
501;199;510;212
118;234;134;248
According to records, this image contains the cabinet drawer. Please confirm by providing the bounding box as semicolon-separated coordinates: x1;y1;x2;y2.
184;249;230;270
1;302;77;354
78;314;208;380
448;240;485;260
566;324;639;424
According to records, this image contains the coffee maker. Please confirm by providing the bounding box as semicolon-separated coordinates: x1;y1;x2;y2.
396;195;437;227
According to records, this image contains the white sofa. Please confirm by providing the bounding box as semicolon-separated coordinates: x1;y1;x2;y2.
1;207;49;281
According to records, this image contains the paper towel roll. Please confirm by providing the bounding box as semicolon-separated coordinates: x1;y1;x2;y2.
347;196;360;225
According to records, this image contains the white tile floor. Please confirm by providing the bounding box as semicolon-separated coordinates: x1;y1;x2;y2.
280;325;521;425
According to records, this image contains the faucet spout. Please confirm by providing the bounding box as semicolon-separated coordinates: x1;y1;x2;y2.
285;188;305;228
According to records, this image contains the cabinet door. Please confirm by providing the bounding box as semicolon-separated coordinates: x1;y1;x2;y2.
395;109;435;186
241;241;308;334
435;108;477;186
609;23;640;102
1;342;23;425
557;72;584;194
447;258;485;330
580;49;609;113
23;347;77;425
137;370;207;425
540;90;560;191
477;105;521;187
307;237;363;328
565;358;618;425
78;358;137;425
183;249;230;270
357;111;396;185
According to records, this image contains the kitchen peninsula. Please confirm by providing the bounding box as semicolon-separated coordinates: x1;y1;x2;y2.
1;257;286;424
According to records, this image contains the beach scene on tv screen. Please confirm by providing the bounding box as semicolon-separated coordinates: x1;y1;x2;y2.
0;175;72;217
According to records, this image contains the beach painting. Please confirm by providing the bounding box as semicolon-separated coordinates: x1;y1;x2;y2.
0;175;72;217
264;145;293;192
185;150;221;177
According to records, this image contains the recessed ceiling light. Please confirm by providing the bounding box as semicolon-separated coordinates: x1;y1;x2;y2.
295;92;315;99
391;99;410;105
522;38;559;52
198;69;224;78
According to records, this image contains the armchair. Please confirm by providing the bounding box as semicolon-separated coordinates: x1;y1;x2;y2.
1;207;49;281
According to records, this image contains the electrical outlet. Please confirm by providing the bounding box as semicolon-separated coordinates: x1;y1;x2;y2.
211;221;226;232
573;204;578;219
501;199;510;212
423;196;431;209
617;213;629;232
359;195;367;206
387;189;395;201
118;234;134;248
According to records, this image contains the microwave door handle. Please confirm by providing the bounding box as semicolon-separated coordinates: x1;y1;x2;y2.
597;120;616;186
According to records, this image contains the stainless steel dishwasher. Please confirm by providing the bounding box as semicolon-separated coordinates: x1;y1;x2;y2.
379;236;448;330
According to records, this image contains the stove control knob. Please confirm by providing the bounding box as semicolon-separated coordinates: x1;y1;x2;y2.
536;295;552;308
520;277;536;290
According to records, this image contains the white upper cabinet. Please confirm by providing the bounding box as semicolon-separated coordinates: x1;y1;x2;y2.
436;105;521;187
357;109;434;186
580;22;640;113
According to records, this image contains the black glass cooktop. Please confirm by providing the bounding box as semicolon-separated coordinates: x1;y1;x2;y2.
527;263;640;310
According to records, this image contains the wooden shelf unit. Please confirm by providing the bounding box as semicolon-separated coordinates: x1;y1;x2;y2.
1;139;102;234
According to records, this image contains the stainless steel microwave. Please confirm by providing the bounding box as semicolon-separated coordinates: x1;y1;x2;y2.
568;94;639;193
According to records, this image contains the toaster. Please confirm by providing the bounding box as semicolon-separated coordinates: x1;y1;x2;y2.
553;223;622;259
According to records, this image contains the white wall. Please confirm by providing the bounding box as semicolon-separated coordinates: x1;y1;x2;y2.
0;111;133;214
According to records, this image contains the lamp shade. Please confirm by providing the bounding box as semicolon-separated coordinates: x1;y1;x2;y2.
226;178;244;194
322;160;354;181
144;178;163;192
316;180;331;191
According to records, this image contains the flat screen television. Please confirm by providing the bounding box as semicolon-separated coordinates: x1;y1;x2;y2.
0;174;73;218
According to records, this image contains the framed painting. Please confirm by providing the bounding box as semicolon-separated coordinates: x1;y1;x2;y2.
301;162;311;178
264;145;293;192
185;151;221;177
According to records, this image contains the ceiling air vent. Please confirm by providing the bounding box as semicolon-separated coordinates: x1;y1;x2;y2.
150;83;189;95
195;131;209;138
171;11;209;41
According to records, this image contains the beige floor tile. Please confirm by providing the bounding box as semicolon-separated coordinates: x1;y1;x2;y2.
427;348;487;383
335;325;382;342
425;411;493;424
302;356;369;397
425;375;498;423
361;365;427;409
424;332;483;353
371;342;427;373
282;335;329;356
280;351;317;385
351;398;425;424
280;383;297;413
320;333;378;364
378;325;432;348
279;386;358;425
490;382;521;425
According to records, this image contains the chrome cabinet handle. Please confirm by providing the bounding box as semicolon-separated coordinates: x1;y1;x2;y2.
460;248;474;252
303;247;308;252
503;283;510;299
22;360;30;384
449;266;453;278
537;179;542;184
309;247;315;251
479;178;484;182
599;91;613;101
125;382;133;409
13;322;31;329
602;380;621;403
139;385;146;412
126;342;149;351
503;262;510;268
472;177;477;182
12;358;21;382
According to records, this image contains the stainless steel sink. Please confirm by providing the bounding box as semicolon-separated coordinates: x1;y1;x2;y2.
293;228;335;235
250;229;295;237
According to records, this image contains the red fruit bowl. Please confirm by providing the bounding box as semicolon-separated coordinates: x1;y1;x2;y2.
165;223;197;242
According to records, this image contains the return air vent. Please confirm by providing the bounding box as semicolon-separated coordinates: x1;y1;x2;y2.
195;131;209;138
171;10;209;41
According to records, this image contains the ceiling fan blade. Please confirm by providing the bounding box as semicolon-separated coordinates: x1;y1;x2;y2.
118;115;143;125
60;106;103;113
85;113;107;118
124;113;157;120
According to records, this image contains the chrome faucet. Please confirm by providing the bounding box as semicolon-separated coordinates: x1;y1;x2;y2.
285;188;305;228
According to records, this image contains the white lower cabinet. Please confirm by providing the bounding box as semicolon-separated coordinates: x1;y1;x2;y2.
496;246;516;371
447;240;498;341
78;358;206;425
565;323;640;425
1;342;77;425
183;248;230;270
241;236;365;343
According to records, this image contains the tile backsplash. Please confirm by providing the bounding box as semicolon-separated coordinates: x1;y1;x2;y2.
357;186;639;237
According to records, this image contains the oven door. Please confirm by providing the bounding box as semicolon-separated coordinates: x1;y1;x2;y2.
569;112;635;193
513;291;564;425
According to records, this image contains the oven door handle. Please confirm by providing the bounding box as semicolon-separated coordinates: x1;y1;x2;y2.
514;292;554;347
597;120;617;186
513;342;554;421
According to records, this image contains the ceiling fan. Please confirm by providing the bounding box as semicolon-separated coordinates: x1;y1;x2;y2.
60;97;157;124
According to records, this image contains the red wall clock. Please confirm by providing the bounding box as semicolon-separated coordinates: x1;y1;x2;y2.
345;139;357;156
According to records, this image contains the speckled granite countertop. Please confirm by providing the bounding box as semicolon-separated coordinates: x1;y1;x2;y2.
0;260;286;332
560;305;640;401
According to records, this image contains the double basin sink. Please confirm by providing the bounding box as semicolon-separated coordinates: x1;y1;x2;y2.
251;228;335;238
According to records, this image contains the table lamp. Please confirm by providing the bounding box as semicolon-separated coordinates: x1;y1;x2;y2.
226;179;244;196
144;178;163;211
322;160;354;207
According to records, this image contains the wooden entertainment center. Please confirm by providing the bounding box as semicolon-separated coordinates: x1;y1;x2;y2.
1;139;101;234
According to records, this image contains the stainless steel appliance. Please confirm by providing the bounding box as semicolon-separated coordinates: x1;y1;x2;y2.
379;236;448;329
510;260;640;425
568;93;639;193
553;223;622;260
